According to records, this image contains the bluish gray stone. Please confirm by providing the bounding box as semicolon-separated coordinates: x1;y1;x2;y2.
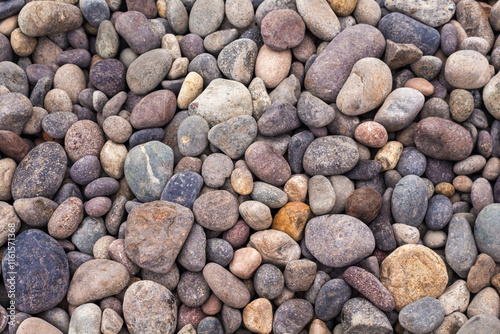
273;299;314;334
208;115;258;159
11;142;67;200
124;141;174;202
345;160;383;181
288;131;315;174
41;112;78;139
254;263;284;299
129;128;165;148
474;204;500;262
398;297;445;334
83;177;119;198
378;12;441;55
177;115;209;157
160;171;203;210
315;279;351;321
188;53;222;87
250;181;289;209
71;216;107;255
2;229;69;314
67;251;94;276
456;314;500;334
197;316;224;334
445;215;478;278
177;223;206;272
206;238;234;267
54;183;83;204
425;195;453;230
391;175;428;227
396;147;426;177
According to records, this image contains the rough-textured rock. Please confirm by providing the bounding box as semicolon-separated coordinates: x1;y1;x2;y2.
398;297;445;334
193;190;239;231
1;229;69;314
203;262;251;309
18;2;83;37
341;298;393;334
248;229;301;267
125;201;194;273
391;175;428;227
379;244;448;311
273;299;314;334
303;136;359;176
123;280;177;334
384;0;455;27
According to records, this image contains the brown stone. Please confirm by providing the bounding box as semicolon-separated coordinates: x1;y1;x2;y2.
248;230;301;267
354;121;388;149
271;202;313;242
405;77;434;96
327;0;357;16
261;9;305;52
65;120;105;163
0;130;30;163
245;141;291;186
47;197;83;239
202;262;251;309
125;201;194;273
283;174;308;203
379;244;448;311
230;247;262;280
384;40;423;69
467;253;496;293
17;318;63;334
231;167;253;195
435;182;455;197
345;187;382;223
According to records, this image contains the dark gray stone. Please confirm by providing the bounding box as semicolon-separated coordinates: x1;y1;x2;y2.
129;128;166;148
315;279;351;321
257;100;301;137
425;194;453;230
2;229;69;314
398;297;445;333
273;299;314;334
177;223;206;272
206;238;233;267
41;112;78;139
391;175;428;227
254;264;285;299
208;115;258;159
160;171;203;210
84;177;119;199
396;147;427;177
288;130;315;174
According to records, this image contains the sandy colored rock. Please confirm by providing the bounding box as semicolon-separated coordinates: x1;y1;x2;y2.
17;317;63;334
255;45;292;89
327;0;357;16
380;244;448;311
375;141;404;171
248;229;301;267
230;247;262;279
178;72;203;109
243;298;273;334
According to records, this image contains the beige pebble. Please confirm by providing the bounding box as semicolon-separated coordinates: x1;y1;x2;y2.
100;140;127;179
161;33;182;59
0;158;16;201
231;167;253;195
405;77;435;96
10;27;37;56
374;141;404;171
230;247;262;279
255;45;292;89
0;15;18;36
283;174;308;203
177;71;203;109
93;235;116;260
167;57;188;80
243;298;273;334
44;88;72;113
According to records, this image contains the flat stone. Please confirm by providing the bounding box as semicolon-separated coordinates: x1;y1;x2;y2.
203;262;251;309
124;141;174;202
67;259;129;306
11;142;67;200
384;0;455;27
303;136;359;176
341;298;393;334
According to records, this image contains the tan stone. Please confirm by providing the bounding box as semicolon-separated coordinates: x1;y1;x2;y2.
453;175;473;192
230;247;262;279
231;167;253;195
161;34;181;59
380;244;448;311
0;158;16;201
374;141;404;171
255;45;292;89
167;57;188;80
435;182;455;197
0;15;18;36
438;279;470;315
283;174;308;203
271;202;313;241
201;293;222;315
17;317;63;334
248;230;301;267
239;200;272;230
405;77;435;96
243;298;273;334
177;72;203;109
93;235;116;260
467;287;500;318
327;0;357;16
101;308;123;334
10;28;37;57
100;140;127;179
309;319;332;334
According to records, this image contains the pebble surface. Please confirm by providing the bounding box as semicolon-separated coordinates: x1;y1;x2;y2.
2;1;500;333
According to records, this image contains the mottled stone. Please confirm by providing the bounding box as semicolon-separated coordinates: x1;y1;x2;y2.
303;136;359;176
374;88;425;132
123;280;177;334
89;59;126;97
115;11;159;54
261;9;305;52
475;204;500;262
391;175;428;227
384;0;455;27
341;298;393;334
218;39;257;85
208;115;257;159
249;229;301;267
0;92;32;135
444;50;491;89
380;244;448;311
305;214;375;267
11;142;66;200
243;298;273;334
125;201;194;273
18;2;83;37
399;297;445;333
130;90;176;129
126;49;172;95
193;190;239;231
203;262;251;309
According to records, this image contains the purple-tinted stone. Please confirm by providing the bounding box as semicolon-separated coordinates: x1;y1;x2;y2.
257;100;301;136
57;49;92;68
160;171;203;210
67;251;94;276
129;128;166;148
89;59;126;97
25;64;54;86
54;183;83;204
425;158;455;185
315;279;351;321
345;160;383;181
84;177;120;199
2;229;69;314
288;130;315;174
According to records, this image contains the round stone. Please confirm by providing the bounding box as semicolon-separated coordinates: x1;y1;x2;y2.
391;175;428;227
303;136;359;176
379;244;449;311
193;190;239;232
445;50;491;89
65;120;105;163
261;9;305;52
305;214;375;268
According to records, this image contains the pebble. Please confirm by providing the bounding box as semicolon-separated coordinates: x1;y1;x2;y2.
255;45;292;89
203;262;251;309
125;201;193;273
305;24;385;103
345;187;382;223
445;50;491;89
249;229;301;267
208;115;257;160
467;287;500;319
245;141;291;186
391;175;428;227
474;204;500;262
189;0;224;38
0;94;33;134
438;279;470;315
374;88;424;132
273;299;313;334
384;0;455;27
18;2;83;37
341;298;393;334
303;136;359;176
243;298;273;334
13;197;57;227
296;0;339;41
425;194;453;230
17;318;63;334
11;142;66;200
47;197;83;239
261;9;305;52
379;244;448;311
398;297;445;333
1;229;69;313
68;303;102;334
123;280;177;334
457;314;500;333
126;49;172;95
115;11;159;54
305;214;375;267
